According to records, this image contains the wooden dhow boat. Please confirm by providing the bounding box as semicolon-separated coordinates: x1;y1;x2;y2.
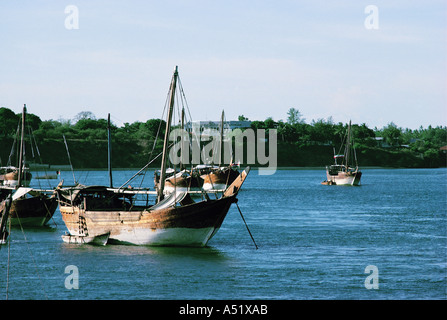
0;186;59;227
195;110;239;191
322;120;362;186
196;164;239;191
0;166;32;187
153;109;239;193
154;168;204;194
154;163;239;194
0;105;59;227
57;167;249;246
1;105;34;187
57;66;251;246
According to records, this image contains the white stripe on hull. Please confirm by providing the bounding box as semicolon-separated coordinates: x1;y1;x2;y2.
107;227;218;247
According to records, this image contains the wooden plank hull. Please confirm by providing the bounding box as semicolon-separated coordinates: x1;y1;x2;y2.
154;171;204;193
58;167;250;247
60;195;235;246
57;167;250;247
0;189;58;227
201;168;239;191
9;195;58;226
163;175;204;193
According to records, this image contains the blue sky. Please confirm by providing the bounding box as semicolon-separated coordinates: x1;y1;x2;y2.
0;0;446;129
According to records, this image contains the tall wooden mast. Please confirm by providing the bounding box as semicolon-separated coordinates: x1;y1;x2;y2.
219;110;224;167
158;66;178;202
17;104;26;188
345;120;352;168
180;107;185;171
107;113;113;188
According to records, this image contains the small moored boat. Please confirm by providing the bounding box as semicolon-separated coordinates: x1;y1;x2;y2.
323;120;362;186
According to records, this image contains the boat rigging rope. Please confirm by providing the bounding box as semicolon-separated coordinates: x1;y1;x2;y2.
134;84;171;190
29;126;54;189
177;76;202;159
235;202;258;250
44;197;58;227
63;134;77;185
8;212;49;300
118;143;174;190
6;215;11;299
6;121;20;167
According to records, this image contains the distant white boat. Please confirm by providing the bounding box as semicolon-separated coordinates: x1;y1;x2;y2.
322;120;362;186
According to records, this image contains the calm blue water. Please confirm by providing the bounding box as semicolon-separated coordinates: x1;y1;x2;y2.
1;168;446;300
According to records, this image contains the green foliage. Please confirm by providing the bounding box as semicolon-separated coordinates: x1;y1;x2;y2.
287;108;305;125
379;122;403;147
0;106;445;168
261;115;446;167
0;107;19;137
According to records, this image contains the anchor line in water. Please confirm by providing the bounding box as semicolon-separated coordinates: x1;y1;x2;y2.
6;212;11;300
235;202;258;250
43;198;58;228
8;211;49;300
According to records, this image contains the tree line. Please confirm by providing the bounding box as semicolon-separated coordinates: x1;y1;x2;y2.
241;108;446;167
0;107;445;168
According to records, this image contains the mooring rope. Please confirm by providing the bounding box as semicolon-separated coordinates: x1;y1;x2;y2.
11;212;49;300
235;202;258;250
6;215;11;300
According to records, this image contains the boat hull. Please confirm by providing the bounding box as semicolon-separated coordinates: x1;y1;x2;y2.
62;232;110;246
201;167;239;191
154;170;204;194
325;170;362;186
108;226;218;246
59;195;236;247
0;191;58;227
